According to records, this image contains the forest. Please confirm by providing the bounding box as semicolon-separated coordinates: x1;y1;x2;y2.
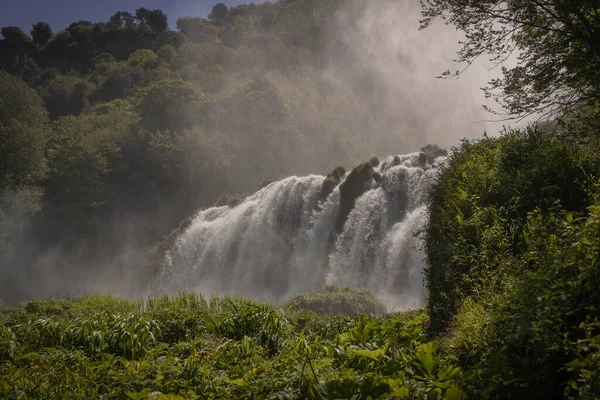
2;0;600;398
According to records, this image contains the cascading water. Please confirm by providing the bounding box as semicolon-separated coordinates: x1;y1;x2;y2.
156;152;442;310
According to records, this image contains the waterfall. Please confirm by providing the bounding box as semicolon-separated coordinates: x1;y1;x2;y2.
156;152;442;310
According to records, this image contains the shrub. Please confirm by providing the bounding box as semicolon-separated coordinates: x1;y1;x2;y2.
425;128;600;331
424;127;600;398
283;286;386;316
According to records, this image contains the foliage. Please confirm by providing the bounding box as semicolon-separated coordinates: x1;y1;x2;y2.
38;74;92;119
0;71;49;192
424;126;600;398
30;22;52;47
127;49;159;69
421;0;600;119
283;286;386;316
0;293;472;399
135;79;207;133
0;72;49;279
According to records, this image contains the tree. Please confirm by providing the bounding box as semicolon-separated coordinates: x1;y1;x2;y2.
0;72;49;296
136;78;207;132
421;0;600;120
31;22;53;47
1;26;30;44
135;8;169;34
40;100;140;248
157;45;176;63
147;9;169;34
209;3;230;25
66;21;93;43
127;49;158;68
108;11;136;30
176;17;219;43
39;75;92;119
0;71;49;192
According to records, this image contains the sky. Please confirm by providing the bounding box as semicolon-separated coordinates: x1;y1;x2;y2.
0;0;264;33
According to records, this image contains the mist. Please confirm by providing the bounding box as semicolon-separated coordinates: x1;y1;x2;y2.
329;0;495;149
0;0;504;304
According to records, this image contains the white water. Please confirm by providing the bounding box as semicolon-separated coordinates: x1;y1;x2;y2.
157;152;441;310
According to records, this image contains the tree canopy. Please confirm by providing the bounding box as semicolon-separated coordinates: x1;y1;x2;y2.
30;22;53;47
0;70;49;192
421;0;600;120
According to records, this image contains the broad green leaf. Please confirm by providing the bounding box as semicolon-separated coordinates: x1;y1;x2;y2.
566;212;573;223
444;385;467;400
390;387;410;399
419;341;440;354
348;348;385;360
416;352;438;375
229;368;257;387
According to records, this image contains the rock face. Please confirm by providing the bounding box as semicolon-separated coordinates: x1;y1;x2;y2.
420;144;448;164
336;162;376;232
318;166;346;204
213;193;248;208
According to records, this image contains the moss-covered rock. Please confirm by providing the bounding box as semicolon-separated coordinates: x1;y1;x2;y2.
213;193;248;208
283;285;386;315
369;156;380;167
259;179;274;189
336;162;375;232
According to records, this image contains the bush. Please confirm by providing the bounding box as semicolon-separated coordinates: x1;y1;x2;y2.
424;127;600;398
283;286;386;315
425;128;600;331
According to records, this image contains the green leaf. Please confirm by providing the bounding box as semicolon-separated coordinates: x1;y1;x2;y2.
416;342;440;375
0;379;11;392
229;368;257;387
416;352;438;375
566;212;573;223
348;348;385;360
419;341;440;354
390;387;410;399
444;384;467;400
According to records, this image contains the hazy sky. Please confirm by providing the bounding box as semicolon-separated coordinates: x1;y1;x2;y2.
0;0;264;33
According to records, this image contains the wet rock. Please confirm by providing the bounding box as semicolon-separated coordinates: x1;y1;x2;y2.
336;162;375;232
318;166;346;203
259;179;273;189
214;193;248;208
373;172;382;184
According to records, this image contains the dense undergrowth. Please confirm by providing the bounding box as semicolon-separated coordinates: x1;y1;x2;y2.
425;126;600;399
0;291;469;399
